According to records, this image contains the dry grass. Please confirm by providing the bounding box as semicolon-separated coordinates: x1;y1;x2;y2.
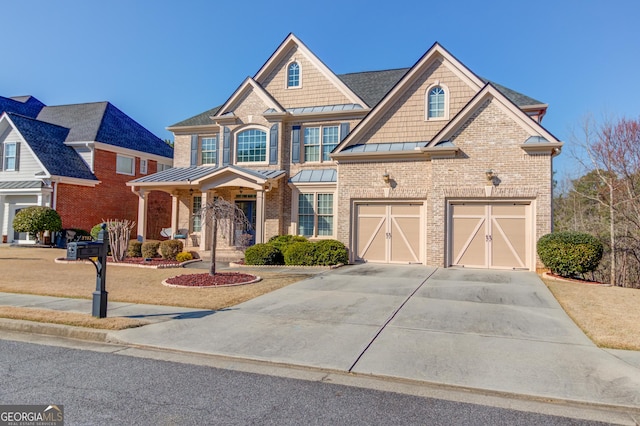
0;246;310;310
0;306;148;330
543;275;640;350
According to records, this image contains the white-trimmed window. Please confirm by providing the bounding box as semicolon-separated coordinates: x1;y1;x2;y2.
426;84;448;120
298;193;334;237
3;142;17;171
201;137;217;165
140;159;148;174
192;195;202;232
157;163;171;172
304;125;339;162
287;62;300;88
236;129;267;163
116;154;134;175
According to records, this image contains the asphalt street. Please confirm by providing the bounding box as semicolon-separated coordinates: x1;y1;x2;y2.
0;337;618;425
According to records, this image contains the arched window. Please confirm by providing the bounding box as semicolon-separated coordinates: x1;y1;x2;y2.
428;86;446;119
236;129;267;163
287;62;300;88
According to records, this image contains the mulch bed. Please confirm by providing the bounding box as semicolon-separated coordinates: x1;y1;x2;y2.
116;257;182;267
164;272;260;288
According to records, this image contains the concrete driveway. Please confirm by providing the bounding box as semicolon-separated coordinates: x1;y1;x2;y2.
113;263;640;408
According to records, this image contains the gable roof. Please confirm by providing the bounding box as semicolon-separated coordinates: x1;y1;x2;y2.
37;102;172;158
0;96;45;118
5;113;97;181
253;33;366;107
428;83;560;147
214;78;285;118
168;37;547;132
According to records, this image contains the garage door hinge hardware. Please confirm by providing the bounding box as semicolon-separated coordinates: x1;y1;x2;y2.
485;235;492;242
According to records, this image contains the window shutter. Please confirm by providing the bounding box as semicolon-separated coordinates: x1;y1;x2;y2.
14;142;20;171
215;133;220;166
291;125;300;164
340;122;350;141
269;124;278;165
222;127;231;166
190;135;198;166
0;143;3;170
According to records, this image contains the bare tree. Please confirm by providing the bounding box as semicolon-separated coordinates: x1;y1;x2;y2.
569;115;640;286
198;197;252;275
103;219;135;262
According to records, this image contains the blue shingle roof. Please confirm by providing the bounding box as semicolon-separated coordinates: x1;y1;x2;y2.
0;96;45;118
8;113;97;181
37;102;173;159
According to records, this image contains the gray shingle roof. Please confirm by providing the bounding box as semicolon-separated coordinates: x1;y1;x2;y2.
338;68;410;108
8;113;97;181
169;106;221;128
289;169;337;183
481;79;544;107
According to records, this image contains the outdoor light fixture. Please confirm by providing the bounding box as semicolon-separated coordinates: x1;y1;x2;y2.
382;172;390;184
485;169;495;181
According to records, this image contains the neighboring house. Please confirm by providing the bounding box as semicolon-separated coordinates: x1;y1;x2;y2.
128;34;562;270
0;96;173;244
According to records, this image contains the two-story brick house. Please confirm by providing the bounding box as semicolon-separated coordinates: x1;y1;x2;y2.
129;34;562;270
0;96;173;243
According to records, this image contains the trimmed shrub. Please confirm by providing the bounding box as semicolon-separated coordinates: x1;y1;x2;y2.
90;223;106;240
267;235;308;252
176;251;193;262
159;239;184;260
284;241;317;266
314;240;349;266
127;240;142;258
12;206;62;242
537;231;603;278
245;243;284;265
141;240;160;259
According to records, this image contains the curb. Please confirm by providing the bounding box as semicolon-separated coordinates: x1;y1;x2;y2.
0;318;109;342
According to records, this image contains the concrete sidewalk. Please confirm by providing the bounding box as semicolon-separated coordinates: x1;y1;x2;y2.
2;264;640;411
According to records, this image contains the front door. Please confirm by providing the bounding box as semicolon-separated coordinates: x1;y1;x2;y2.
235;200;256;246
355;203;422;263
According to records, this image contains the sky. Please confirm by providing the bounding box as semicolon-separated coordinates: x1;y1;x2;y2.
1;0;638;180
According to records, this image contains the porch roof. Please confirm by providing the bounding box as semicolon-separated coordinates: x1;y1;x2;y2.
0;180;44;189
129;165;285;185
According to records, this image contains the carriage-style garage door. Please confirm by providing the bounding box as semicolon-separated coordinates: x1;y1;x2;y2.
449;202;531;270
355;203;422;264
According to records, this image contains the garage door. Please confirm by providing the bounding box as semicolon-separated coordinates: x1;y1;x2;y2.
356;203;422;264
449;202;531;270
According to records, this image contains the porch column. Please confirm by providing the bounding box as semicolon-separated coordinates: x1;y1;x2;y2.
136;190;148;241
199;191;208;251
171;192;179;237
255;189;264;244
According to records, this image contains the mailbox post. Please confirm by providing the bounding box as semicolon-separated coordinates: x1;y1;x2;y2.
66;223;109;318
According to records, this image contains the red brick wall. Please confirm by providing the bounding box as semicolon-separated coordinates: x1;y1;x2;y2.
55;149;171;237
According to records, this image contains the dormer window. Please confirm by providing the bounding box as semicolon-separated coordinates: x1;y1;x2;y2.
426;84;449;120
287;62;300;88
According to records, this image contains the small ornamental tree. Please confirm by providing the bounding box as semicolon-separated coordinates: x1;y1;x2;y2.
12;206;62;243
198;197;252;275
103;219;135;262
